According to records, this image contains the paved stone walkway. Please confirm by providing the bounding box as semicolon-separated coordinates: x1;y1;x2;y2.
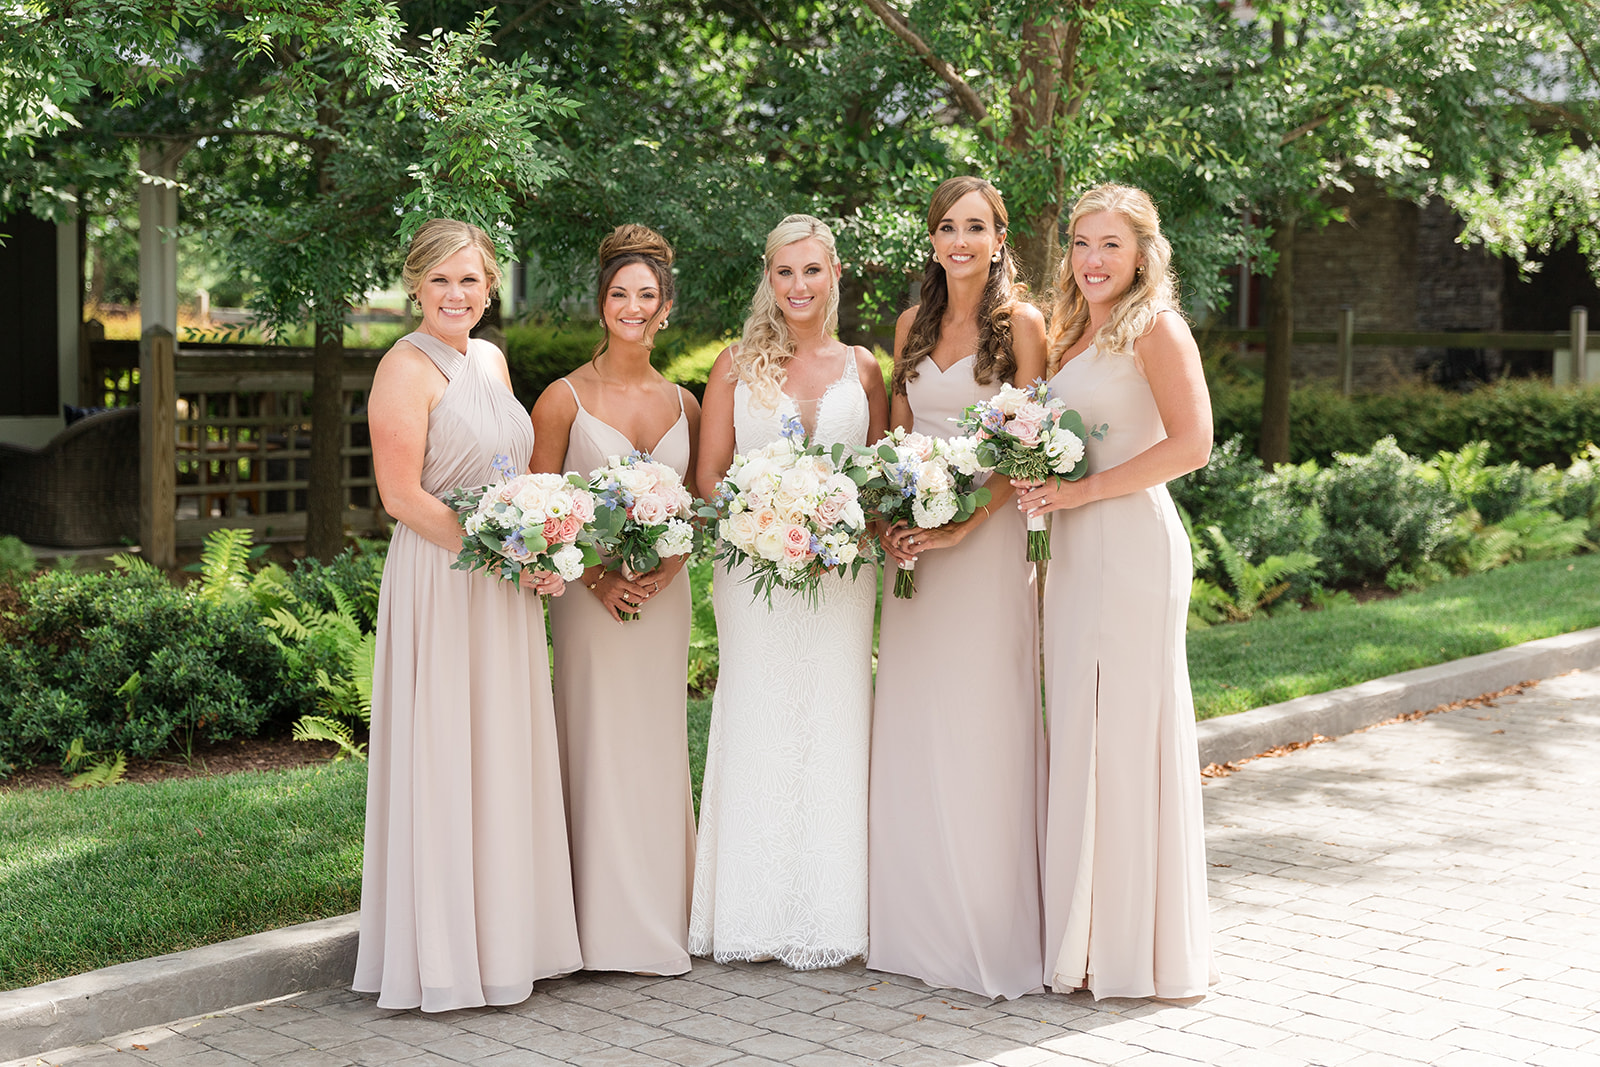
12;670;1600;1067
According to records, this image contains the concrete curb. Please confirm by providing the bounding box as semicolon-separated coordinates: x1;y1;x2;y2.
0;914;358;1063
8;625;1600;1062
1195;624;1600;767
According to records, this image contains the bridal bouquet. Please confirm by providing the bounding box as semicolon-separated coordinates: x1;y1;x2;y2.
584;451;700;620
957;381;1103;561
857;428;990;599
444;457;601;587
705;429;874;606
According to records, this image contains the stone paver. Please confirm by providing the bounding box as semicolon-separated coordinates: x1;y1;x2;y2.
11;669;1600;1067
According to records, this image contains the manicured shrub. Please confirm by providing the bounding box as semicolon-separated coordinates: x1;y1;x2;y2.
0;565;316;772
1211;378;1600;468
1311;438;1457;586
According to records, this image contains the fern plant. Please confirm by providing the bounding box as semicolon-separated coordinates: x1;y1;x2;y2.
261;585;375;761
193;528;262;605
1206;525;1320;623
61;737;127;788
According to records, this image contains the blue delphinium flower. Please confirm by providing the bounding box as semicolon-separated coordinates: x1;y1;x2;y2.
490;452;518;480
780;411;806;442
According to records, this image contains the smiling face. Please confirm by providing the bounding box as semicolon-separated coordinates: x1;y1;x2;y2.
416;245;490;342
930;189;1004;282
767;237;838;329
1070;209;1145;310
602;261;669;346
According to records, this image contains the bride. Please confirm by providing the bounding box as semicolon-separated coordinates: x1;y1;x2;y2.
690;214;888;968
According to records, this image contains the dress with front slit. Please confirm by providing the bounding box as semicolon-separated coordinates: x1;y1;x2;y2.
1040;337;1215;1000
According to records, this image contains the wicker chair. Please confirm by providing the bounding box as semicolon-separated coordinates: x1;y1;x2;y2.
0;406;141;547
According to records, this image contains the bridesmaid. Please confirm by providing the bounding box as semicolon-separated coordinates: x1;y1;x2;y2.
868;176;1049;999
356;218;580;1011
1014;184;1216;999
530;224;701;975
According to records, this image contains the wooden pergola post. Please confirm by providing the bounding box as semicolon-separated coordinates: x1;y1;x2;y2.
139;325;176;569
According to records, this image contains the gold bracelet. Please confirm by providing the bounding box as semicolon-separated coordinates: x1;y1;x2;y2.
979;504;991;519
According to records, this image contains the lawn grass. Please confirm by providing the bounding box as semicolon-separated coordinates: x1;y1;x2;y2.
1189;554;1600;718
0;762;366;991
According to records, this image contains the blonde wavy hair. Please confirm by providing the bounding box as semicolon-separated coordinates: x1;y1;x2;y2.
401;219;501;300
1046;184;1179;373
733;214;842;412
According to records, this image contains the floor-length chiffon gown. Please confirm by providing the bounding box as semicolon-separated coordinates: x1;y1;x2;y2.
1041;338;1215;999
868;356;1047;999
354;331;581;1011
689;354;875;969
548;379;695;975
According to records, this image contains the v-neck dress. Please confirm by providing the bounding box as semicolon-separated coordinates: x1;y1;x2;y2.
689;353;875;969
547;379;696;974
868;354;1047;999
354;331;581;1011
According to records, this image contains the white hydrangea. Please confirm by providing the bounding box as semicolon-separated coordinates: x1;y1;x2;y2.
551;543;586;581
654;518;696;558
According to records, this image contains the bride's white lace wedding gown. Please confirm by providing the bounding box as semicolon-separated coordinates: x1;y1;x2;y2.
689;353;875;969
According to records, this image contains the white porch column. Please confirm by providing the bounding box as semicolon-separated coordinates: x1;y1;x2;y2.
138;143;185;335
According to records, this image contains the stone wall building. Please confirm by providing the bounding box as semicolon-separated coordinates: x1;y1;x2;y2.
1230;176;1597;390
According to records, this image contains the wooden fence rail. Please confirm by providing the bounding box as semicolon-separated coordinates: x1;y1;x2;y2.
1199;305;1591;393
138;326;388;568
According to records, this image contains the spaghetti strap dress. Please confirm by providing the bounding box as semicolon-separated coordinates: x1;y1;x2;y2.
868;355;1046;999
548;379;696;974
1040;340;1215;999
354;331;581;1011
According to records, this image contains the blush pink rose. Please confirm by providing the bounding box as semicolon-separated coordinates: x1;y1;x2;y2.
544;514;583;544
781;523;812;562
815;496;844;526
1009;414;1044;446
631;492;672;526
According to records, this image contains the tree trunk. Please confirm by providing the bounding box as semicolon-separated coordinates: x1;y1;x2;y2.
1259;216;1296;465
1002;5;1084;290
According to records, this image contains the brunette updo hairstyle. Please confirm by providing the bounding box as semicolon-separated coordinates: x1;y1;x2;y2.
593;224;676;359
401;219;502;302
892;176;1024;396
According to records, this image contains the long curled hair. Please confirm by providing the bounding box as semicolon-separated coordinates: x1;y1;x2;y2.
592;224;676;361
1046;184;1178;373
893;176;1023;396
733;214;842;412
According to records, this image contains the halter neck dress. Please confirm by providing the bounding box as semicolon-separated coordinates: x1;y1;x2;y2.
547;378;696;974
354;331;580;1011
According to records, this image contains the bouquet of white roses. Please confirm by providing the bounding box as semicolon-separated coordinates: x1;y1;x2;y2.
443;458;601;587
857;428;991;598
704;427;875;607
584;451;700;620
956;380;1104;561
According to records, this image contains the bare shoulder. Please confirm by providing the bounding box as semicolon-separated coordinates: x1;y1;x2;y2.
1135;310;1198;361
374;338;440;391
677;383;703;418
707;345;739;384
1010;299;1046;332
531;373;579;420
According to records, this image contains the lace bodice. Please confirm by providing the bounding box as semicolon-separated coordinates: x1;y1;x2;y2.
731;353;870;452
